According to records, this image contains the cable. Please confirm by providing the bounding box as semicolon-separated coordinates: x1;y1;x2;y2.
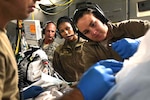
15;30;21;55
49;0;74;6
32;12;35;20
36;2;73;15
35;0;74;15
15;20;23;55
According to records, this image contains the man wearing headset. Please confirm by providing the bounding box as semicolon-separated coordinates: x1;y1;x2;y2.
39;21;59;63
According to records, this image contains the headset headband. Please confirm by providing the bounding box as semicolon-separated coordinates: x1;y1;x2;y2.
42;21;56;30
73;2;109;24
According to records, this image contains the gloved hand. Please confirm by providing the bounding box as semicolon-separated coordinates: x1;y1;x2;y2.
98;59;123;73
77;63;115;100
111;38;140;59
23;86;44;99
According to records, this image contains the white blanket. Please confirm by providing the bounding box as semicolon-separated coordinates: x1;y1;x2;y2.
116;29;150;82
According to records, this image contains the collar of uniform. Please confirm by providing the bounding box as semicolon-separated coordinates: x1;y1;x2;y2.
63;37;84;49
0;28;7;33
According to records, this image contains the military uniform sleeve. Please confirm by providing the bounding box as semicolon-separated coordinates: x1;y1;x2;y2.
113;19;150;38
0;54;5;99
82;43;100;70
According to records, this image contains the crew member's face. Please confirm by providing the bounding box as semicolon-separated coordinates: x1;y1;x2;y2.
2;0;40;20
44;23;56;41
76;13;108;42
58;22;76;41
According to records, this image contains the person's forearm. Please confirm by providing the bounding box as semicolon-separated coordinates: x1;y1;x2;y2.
56;88;84;100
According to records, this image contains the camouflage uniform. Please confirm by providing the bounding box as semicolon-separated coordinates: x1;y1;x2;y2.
39;39;59;65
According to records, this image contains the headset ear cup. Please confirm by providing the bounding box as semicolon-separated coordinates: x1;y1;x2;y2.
77;30;89;40
74;2;109;24
55;33;57;38
70;18;77;32
42;29;45;34
42;20;56;34
94;4;109;23
56;31;63;39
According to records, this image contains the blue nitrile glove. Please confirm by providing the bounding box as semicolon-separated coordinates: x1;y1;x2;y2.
98;59;123;73
77;63;115;100
23;86;44;99
111;38;140;59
